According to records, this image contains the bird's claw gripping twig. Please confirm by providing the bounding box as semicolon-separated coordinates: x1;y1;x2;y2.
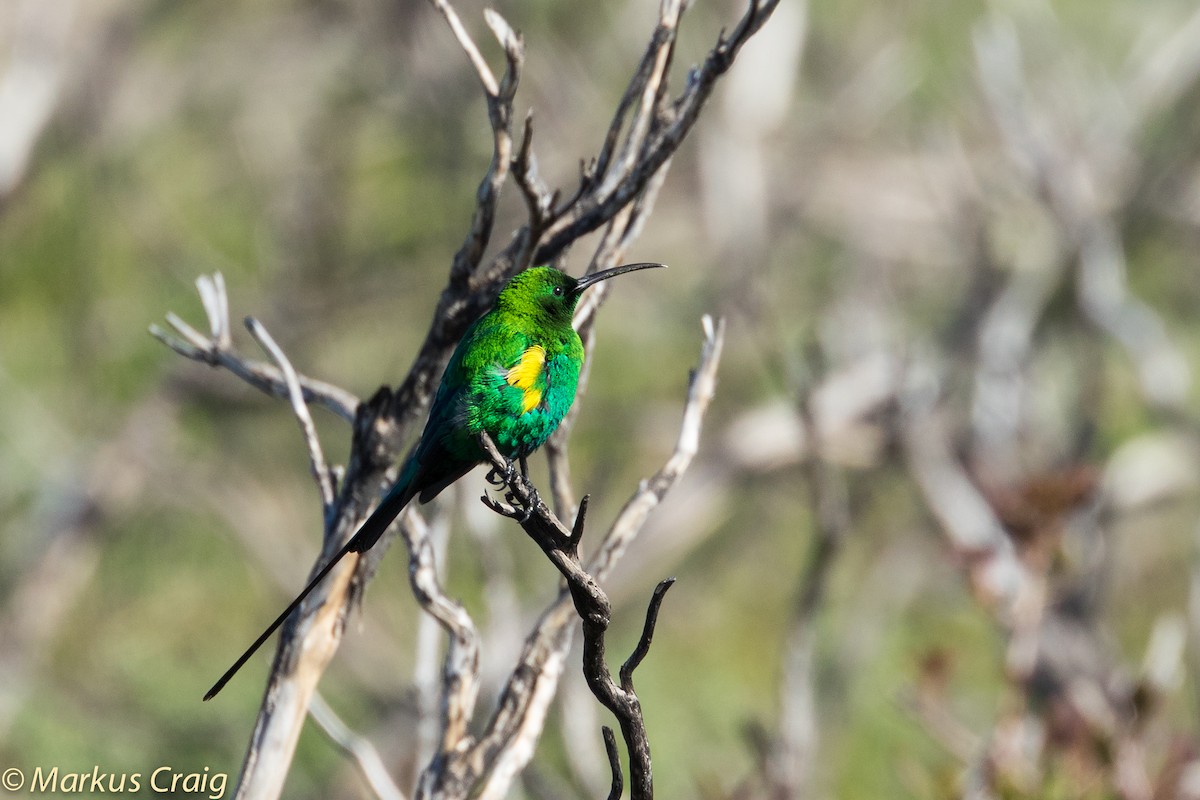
484;457;542;521
485;460;517;488
505;484;541;524
479;436;544;523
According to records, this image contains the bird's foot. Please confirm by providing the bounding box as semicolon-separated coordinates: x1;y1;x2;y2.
485;455;542;524
513;483;542;524
486;458;519;489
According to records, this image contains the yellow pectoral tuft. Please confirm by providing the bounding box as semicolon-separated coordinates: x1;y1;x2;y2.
506;345;546;413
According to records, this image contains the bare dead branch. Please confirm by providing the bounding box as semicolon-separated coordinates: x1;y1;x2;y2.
593;0;683;201
198;271;233;349
512;111;554;237
590;315;725;581
619;579;673;693
429;1;524;288
586;579;675;800
429;0;499;97
150;273;359;422
309;691;409;800
246;316;337;514
535;0;783;262
476;428;675;799
396;509;481;772
470;315;724;798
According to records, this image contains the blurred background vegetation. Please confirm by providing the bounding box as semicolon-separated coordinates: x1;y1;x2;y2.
2;0;1200;798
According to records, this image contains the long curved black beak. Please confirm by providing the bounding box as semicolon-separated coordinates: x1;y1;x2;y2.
571;262;665;295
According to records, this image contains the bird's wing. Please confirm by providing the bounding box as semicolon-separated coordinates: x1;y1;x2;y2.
411;312;533;458
454;314;544;411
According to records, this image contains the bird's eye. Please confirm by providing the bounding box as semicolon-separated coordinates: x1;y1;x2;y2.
553;286;564;297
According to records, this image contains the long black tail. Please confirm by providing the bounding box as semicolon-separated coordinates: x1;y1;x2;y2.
203;479;416;701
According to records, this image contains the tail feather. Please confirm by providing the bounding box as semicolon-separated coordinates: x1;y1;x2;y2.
203;458;420;700
347;470;418;553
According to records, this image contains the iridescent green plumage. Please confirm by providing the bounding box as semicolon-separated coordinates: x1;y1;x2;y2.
393;266;588;510
205;262;663;700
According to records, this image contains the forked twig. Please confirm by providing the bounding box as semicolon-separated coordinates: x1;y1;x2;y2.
477;424;677;800
150;273;359;422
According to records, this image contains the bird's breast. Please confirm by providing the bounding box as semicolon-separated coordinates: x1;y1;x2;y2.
474;344;581;459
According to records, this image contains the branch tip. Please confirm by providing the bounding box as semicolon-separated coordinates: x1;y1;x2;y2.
602;726;623;800
570;495;590;549
483;7;519;53
620;577;675;691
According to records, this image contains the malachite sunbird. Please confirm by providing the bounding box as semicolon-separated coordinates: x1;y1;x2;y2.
205;262;664;700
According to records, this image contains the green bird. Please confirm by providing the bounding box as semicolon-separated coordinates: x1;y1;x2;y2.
205;262;663;700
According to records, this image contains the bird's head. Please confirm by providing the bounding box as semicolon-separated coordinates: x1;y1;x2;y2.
497;263;665;325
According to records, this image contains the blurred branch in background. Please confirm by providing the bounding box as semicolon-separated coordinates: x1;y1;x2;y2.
0;0;76;202
728;2;1200;797
670;0;1200;795
309;691;407;800
763;365;851;800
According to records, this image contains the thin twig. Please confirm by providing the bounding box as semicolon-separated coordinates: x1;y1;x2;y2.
309;691;408;800
619;578;674;692
429;1;524;287
512;111;554;237
602;726;622;800
535;0;784;263
197;273;232;349
246;316;337;514
429;0;499;97
594;0;684;201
